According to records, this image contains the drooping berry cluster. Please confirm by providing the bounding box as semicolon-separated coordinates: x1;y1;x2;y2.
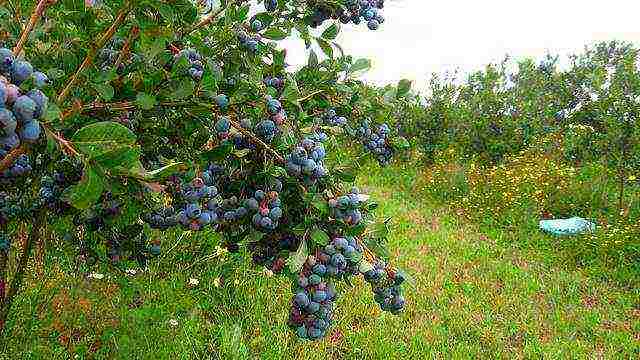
250;232;299;273
219;195;249;223
97;37;141;74
285;134;328;185
173;48;204;81
354;121;393;165
288;256;338;340
321;108;347;127
144;206;178;230
73;194;122;232
364;261;406;314
38;161;83;213
328;187;364;226
266;95;287;125
0;48;47;178
0;231;10;252
263;75;284;89
169;177;219;231
237;30;260;53
0;154;31;183
214;116;231;140
248;189;282;231
308;0;386;31
316;236;364;279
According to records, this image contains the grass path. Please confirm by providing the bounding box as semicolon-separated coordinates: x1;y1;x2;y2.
1;165;638;359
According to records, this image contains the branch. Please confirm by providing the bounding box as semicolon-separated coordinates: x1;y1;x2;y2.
196;102;286;163
56;3;131;105
12;0;51;57
186;3;228;35
0;145;27;174
228;117;285;163
0;213;43;335
297;89;325;103
113;26;139;71
43;124;80;157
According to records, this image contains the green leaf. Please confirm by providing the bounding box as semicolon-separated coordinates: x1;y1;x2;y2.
308;49;318;68
200;142;233;162
334;166;357;183
310;229;330;246
349;58;371;75
383;87;397;104
136;93;157;110
397;79;413;97
358;260;374;273
72;122;137;159
316;38;333;59
62;166;105;210
392;136;411;150
92;145;141;170
171;79;195;100
93;83;114;101
321;23;339;40
287;239;308;273
262;28;288;40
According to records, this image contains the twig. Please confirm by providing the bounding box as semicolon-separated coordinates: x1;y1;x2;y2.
43;124;80;157
0;213;43;335
197;102;286;163
0;144;27;173
186;3;228;35
12;0;51;57
56;3;131;105
297;89;325;103
113;26;139;71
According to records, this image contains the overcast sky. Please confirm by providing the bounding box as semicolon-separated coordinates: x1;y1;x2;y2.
281;0;640;92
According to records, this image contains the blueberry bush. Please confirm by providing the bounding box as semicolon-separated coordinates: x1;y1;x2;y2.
0;0;412;340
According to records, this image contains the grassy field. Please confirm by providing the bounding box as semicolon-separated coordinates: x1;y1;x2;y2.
1;165;638;359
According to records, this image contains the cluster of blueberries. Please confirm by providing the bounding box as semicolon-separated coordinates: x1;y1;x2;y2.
308;0;385;31
321;108;347;127
251;232;298;273
289;236;364;340
354;121;394;166
0;47;48;182
0;231;10;252
263;75;284;89
38;163;83;214
248;188;282;232
237;30;261;53
285;133;329;185
363;260;406;314
165;176;219;232
328;187;364;226
97;37;141;74
173;48;205;81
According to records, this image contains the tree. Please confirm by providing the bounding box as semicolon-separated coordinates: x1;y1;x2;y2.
0;0;411;341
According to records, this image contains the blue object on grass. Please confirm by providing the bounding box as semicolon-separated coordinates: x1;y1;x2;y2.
539;217;596;236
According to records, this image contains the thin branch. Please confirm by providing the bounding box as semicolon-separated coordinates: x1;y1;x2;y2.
56;3;131;105
0;213;43;334
0;145;27;174
113;26;139;71
43;124;80;157
196;102;286;163
12;0;51;57
297;89;325;103
186;3;228;36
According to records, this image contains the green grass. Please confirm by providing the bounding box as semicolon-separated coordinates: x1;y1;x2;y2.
1;165;638;359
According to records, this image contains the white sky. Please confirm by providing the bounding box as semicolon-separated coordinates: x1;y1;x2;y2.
281;0;640;92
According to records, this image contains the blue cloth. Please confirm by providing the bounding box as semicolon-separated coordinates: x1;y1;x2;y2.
539;217;596;236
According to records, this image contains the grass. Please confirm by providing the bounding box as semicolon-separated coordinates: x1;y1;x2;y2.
0;164;638;359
